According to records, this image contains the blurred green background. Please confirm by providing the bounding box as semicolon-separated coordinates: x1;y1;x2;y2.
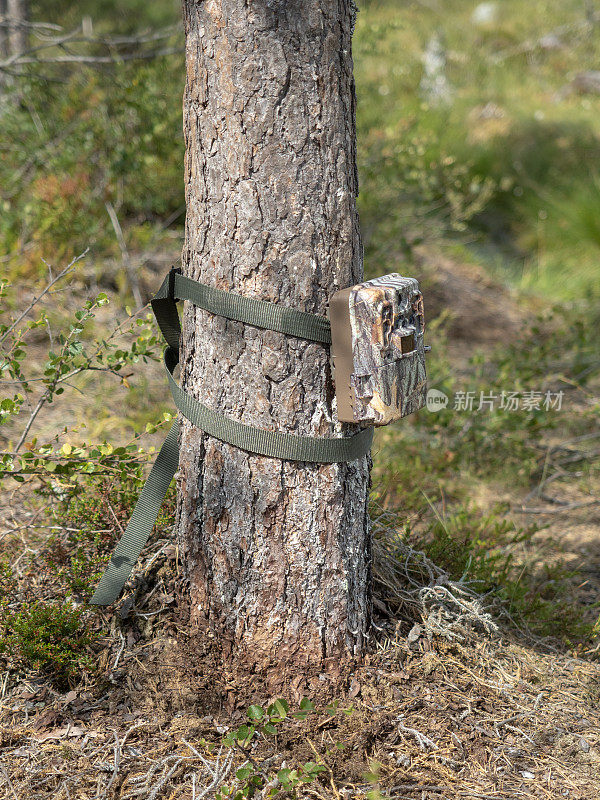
3;0;600;300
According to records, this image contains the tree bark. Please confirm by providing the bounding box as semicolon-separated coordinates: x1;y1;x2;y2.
178;0;371;682
7;0;27;57
0;0;8;62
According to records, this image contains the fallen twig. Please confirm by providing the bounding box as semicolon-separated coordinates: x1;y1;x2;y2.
514;498;599;514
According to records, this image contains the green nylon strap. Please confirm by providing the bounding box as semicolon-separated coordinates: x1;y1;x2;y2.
91;268;372;606
164;347;373;463
153;269;370;461
90;420;180;606
151;269;332;349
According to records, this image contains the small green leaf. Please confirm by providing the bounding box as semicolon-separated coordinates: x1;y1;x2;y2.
235;766;252;781
302;761;325;775
247;704;264;721
236;725;249;740
277;768;291;784
268;698;288;718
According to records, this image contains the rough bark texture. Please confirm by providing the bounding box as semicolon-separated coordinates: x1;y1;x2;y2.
178;0;371;679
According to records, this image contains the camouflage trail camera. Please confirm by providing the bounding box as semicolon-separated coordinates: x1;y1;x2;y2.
329;274;427;426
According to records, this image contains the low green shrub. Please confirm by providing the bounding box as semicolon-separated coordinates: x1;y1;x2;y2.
406;502;594;642
6;602;94;681
1;59;184;271
0;575;97;688
0;265;174;684
0;263;163;484
375;301;599;648
382;301;600;486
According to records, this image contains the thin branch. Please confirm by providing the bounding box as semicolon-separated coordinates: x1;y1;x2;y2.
0;27;83;69
0;18;63;32
102;731;122;799
0;21;181;66
112;630;126;670
0;21;182;73
0;250;87;346
3;46;182;66
13;392;47;453
514;498;600;514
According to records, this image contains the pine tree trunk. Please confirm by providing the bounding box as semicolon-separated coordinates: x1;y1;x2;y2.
7;0;27;57
178;0;371;682
0;0;9;62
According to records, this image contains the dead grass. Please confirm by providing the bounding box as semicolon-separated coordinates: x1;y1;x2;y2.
1;618;599;799
0;501;599;800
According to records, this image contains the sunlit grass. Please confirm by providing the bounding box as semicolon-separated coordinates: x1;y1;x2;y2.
355;0;600;301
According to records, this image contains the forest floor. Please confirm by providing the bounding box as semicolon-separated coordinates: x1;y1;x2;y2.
1;617;599;800
1;244;599;800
